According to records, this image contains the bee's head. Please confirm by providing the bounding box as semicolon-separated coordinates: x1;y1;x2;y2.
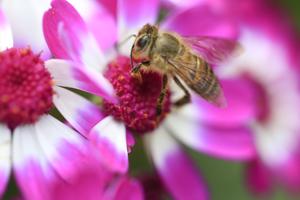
131;24;158;64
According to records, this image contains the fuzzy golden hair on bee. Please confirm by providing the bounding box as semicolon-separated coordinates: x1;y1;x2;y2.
130;23;241;115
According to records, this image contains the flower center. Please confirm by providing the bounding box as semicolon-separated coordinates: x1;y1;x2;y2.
103;56;171;134
0;48;53;128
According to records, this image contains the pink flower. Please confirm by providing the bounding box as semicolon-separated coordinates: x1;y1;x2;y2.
0;3;119;199
43;1;256;199
171;0;300;195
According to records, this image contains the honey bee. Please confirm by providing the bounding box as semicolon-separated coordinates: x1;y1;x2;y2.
130;24;240;115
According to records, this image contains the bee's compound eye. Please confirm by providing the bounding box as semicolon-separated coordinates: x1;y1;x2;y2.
137;35;149;49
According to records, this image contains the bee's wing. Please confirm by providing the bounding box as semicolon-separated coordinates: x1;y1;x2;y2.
168;56;226;107
182;36;242;65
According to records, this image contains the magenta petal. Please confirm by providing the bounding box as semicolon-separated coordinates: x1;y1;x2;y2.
66;0;117;51
114;178;144;200
74;0;117;51
147;128;209;200
118;0;159;31
14;161;58;200
246;159;273;195
100;0;117;18
165;103;256;160
50;163;108;200
43;0;105;71
197;126;256;160
163;4;238;39
43;0;88;60
275;153;300;192
162;151;208;200
0;173;9;199
104;176;144;200
87;8;117;51
196;78;259;127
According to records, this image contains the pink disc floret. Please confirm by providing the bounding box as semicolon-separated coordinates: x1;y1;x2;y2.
103;56;171;134
0;47;53;128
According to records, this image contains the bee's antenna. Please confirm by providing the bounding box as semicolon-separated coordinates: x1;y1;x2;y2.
115;34;137;52
130;44;135;69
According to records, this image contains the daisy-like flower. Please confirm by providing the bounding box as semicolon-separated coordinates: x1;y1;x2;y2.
0;2;118;199
43;1;256;199
175;0;300;195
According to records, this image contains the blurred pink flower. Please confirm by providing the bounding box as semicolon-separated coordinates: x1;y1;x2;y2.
9;154;144;200
43;1;257;199
173;0;300;195
0;3;119;199
46;156;144;200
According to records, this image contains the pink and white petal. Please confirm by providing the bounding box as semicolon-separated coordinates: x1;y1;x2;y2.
245;159;273;195
34;115;90;183
161;0;205;9
53;86;104;136
68;0;117;51
13;123;58;200
0;125;11;198
118;0;159;43
145;127;209;200
163;3;238;39
43;0;106;71
0;9;13;50
103;176;144;200
46;59;115;103
186;78;258;127
90;116;128;173
13;115;92;200
2;0;51;58
164;103;256;160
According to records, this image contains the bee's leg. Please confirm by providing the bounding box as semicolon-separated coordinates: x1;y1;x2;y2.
131;61;150;82
173;76;191;106
131;63;143;82
131;63;142;74
131;61;150;73
156;74;168;116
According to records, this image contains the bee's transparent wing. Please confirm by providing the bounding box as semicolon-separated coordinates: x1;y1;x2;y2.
182;36;242;65
168;57;227;108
